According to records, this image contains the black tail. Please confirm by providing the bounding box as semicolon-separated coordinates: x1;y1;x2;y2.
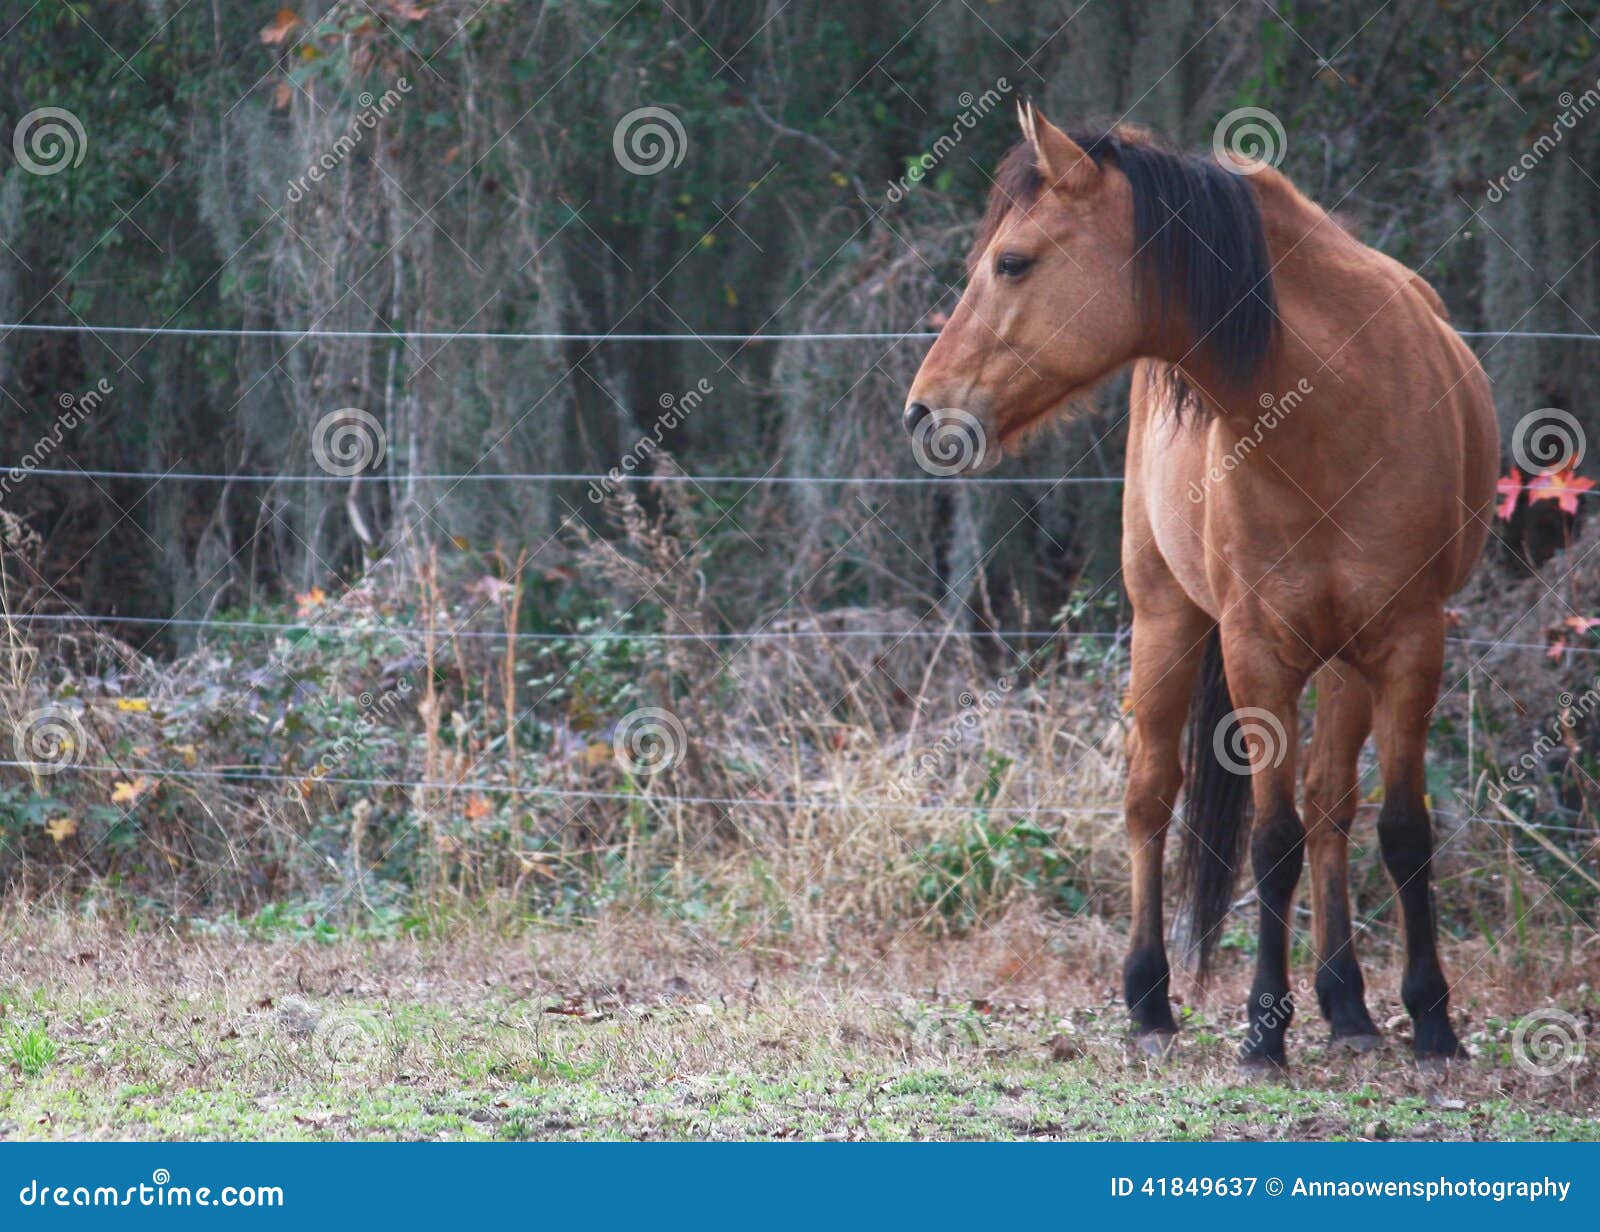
1178;627;1252;976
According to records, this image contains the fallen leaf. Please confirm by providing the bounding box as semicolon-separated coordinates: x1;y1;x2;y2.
111;777;154;806
116;698;150;712
46;817;77;843
463;793;492;821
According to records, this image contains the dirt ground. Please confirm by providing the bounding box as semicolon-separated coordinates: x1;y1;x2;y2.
0;907;1595;1140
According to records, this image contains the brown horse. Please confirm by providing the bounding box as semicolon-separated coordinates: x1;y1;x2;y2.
904;104;1497;1067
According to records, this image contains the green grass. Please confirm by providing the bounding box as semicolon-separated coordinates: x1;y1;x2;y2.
5;1008;1592;1141
5;1024;58;1078
1;917;1595;1141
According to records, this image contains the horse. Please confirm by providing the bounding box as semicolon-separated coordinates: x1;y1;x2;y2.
903;103;1498;1068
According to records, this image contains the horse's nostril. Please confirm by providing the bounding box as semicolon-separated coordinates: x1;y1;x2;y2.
903;402;932;435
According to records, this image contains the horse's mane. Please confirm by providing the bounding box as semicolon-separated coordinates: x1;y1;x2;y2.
970;127;1278;398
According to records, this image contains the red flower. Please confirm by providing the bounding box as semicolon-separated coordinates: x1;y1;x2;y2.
1495;468;1523;520
1527;465;1597;517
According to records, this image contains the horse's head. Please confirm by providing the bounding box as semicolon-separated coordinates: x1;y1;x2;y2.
903;103;1276;472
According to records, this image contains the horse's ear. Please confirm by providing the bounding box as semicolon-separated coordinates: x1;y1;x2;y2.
1020;102;1097;195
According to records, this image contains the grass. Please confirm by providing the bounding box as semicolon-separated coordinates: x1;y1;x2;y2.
5;1023;57;1078
1;909;1595;1140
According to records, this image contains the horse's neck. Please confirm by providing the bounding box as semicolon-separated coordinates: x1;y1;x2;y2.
1205;175;1390;421
1135;171;1439;457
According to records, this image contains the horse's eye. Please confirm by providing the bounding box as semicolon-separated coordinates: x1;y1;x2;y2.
995;252;1033;279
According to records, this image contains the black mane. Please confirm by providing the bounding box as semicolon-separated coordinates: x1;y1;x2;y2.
972;129;1278;394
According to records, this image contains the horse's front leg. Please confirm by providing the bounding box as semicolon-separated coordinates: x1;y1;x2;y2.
1218;623;1313;1069
1122;600;1211;1049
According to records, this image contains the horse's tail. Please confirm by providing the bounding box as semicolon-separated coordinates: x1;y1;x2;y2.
1178;626;1252;976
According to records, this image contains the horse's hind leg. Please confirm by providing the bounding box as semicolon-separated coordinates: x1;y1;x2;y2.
1121;598;1211;1047
1363;614;1465;1061
1304;662;1381;1048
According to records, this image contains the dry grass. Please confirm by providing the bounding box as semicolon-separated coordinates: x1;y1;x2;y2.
1;481;1594;953
1;905;1595;1140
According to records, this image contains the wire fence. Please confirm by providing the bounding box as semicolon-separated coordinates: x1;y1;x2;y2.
6;321;1600;344
4;465;1120;486
0;757;1585;838
9;320;1598;491
5;611;1595;659
3;318;1597;844
5;604;1592;841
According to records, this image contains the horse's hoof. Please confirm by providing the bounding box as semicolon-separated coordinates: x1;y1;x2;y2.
1414;1044;1468;1074
1131;1031;1177;1059
1330;1032;1383;1054
1238;1050;1288;1077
